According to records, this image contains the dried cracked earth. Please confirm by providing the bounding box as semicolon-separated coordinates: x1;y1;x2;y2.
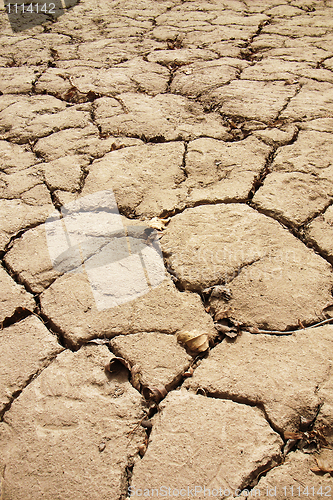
1;0;333;498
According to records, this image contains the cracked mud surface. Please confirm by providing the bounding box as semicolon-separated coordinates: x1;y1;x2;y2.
1;0;333;498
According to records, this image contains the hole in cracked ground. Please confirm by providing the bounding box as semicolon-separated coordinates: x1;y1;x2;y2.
0;306;33;329
147;135;166;143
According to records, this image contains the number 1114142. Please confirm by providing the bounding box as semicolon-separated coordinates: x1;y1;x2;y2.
282;486;331;497
5;3;56;14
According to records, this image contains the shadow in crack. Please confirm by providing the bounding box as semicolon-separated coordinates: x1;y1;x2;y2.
5;0;79;32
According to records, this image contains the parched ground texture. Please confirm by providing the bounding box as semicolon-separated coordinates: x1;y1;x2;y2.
1;0;333;498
